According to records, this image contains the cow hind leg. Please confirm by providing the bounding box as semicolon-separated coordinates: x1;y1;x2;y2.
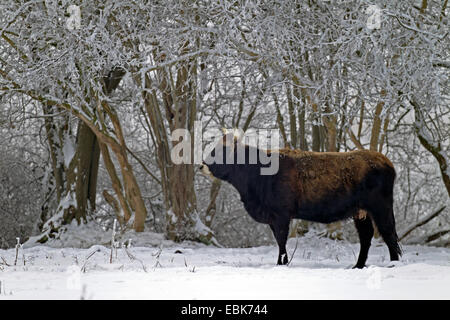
353;215;374;269
365;201;402;263
269;221;289;265
373;208;401;262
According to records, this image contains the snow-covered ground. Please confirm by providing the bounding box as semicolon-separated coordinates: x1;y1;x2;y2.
0;232;449;300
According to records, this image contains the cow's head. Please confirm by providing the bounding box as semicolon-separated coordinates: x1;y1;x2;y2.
200;130;242;180
200;128;280;179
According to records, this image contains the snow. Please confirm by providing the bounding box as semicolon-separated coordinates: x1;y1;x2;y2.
167;208;177;224
193;212;213;237
1;235;449;300
62;134;76;168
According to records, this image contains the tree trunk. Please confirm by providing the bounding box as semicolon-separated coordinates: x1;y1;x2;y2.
370;91;386;152
42;104;66;205
137;48;214;242
298;96;307;150
411;99;450;197
63;120;100;224
36;67;127;241
38;113;100;242
204;179;222;229
310;102;322;152
286;84;298;148
323;107;337;152
98;141;132;226
98;100;148;232
323;107;342;239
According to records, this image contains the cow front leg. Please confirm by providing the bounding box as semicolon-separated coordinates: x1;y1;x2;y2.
269;221;290;265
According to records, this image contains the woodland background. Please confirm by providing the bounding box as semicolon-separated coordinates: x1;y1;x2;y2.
0;0;448;249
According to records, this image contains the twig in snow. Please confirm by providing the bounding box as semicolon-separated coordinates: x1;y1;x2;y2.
399;206;446;241
0;257;10;266
0;280;6;295
287;235;299;266
184;257;196;272
424;229;450;243
350;248;356;261
386;12;448;40
81;249;100;273
14;238;20;266
123;246;147;273
110;219;117;264
13;238;25;266
152;246;163;268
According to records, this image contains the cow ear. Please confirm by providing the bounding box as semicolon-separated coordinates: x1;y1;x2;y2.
222;132;235;146
232;128;243;144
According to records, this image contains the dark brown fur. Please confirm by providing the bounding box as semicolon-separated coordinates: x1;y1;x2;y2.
202;139;401;267
278;149;394;206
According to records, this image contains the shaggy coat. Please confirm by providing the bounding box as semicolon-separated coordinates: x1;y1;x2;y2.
201;135;401;267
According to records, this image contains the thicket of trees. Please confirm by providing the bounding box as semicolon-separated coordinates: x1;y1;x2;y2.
0;0;448;248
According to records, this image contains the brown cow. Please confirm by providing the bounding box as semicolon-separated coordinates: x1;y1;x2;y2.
200;132;401;268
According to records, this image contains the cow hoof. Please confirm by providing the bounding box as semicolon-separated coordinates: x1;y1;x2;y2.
277;254;288;265
352;264;367;269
